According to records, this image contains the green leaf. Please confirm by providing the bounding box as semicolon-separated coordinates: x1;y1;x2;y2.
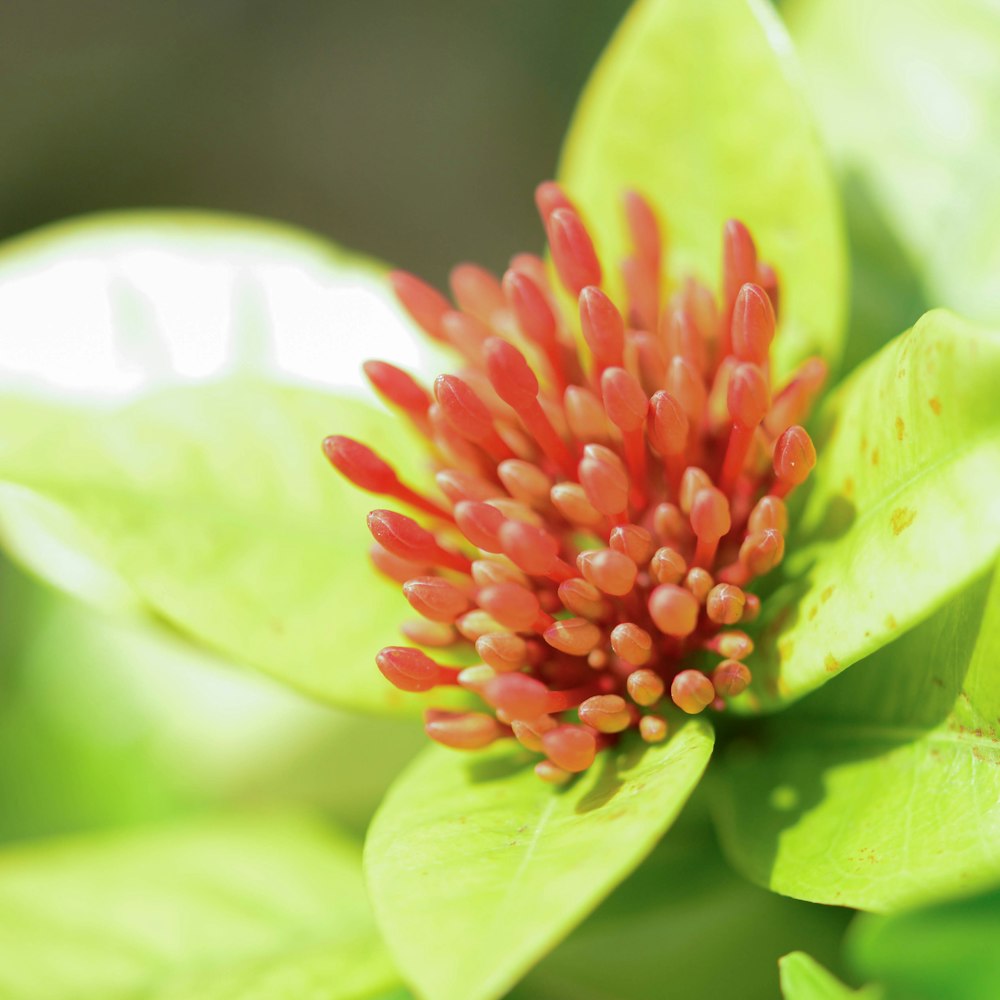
509;800;852;1000
713;565;1000;911
0;811;399;1000
780;953;880;1000
0;214;449;714
365;721;714;1000
786;0;1000;332
849;888;1000;1000
748;310;1000;709
0;554;426;844
559;0;847;381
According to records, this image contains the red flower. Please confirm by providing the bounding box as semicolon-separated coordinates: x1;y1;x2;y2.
326;182;823;781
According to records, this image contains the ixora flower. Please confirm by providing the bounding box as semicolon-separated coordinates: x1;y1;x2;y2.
326;183;825;781
0;2;997;1000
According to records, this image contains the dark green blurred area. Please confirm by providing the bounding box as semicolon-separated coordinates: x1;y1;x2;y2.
0;0;630;284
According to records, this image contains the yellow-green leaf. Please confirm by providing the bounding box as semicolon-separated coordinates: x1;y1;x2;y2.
559;0;847;381
365;722;713;1000
0;812;399;1000
749;310;1000;709
714;566;1000;911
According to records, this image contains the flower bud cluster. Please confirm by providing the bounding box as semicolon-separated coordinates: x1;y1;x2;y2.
326;183;823;780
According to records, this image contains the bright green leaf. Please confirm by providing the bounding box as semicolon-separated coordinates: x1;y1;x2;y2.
365;721;713;1000
786;0;1000;333
713;565;1000;911
0;384;434;713
508;801;852;1000
849;888;1000;1000
0;214;453;714
0;812;399;1000
748;310;1000;709
780;952;880;1000
559;0;847;381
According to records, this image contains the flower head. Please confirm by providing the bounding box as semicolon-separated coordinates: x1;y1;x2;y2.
326;182;824;780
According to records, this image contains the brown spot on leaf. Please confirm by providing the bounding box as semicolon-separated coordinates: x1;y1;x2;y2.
929;397;942;415
891;507;917;535
808;605;818;621
824;653;839;673
897;367;906;380
885;614;899;630
843;476;855;499
931;677;944;688
778;638;794;661
895;416;905;441
821;586;835;604
871;447;880;466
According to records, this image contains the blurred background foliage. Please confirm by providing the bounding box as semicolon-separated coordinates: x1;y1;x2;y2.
0;0;630;287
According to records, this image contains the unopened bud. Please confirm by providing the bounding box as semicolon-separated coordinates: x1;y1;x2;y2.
435;468;496;504
647;391;689;456
626;668;665;707
648;584;699;637
731;283;775;363
471;558;527;588
639;715;668;742
707;584;747;625
577;549;638;596
454;500;506;552
748;495;789;534
690;487;731;542
557;578;608;619
564;385;611;442
484;337;539;411
499;520;562;576
650;547;687;585
773;425;816;485
610;524;655;564
433;375;497;443
711;660;752;697
544;617;602;656
476;632;528;672
483;673;549;719
550;482;604;528
601;367;648;432
680;467;712;514
670;669;715;714
684;568;714;603
610;622;653;665
456;611;504;643
513;714;557;752
708;630;754;660
579;694;631;733
403;576;471;622
323;436;397;493
579;447;630;517
579;287;624;369
542;724;597;772
477;583;543;632
739;529;785;576
449;263;505;323
727;363;770;428
363;360;432;417
548;209;602;295
390;270;451;342
498;459;552;506
503;269;557;348
425;710;504;750
400;619;456;647
376;646;448;692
